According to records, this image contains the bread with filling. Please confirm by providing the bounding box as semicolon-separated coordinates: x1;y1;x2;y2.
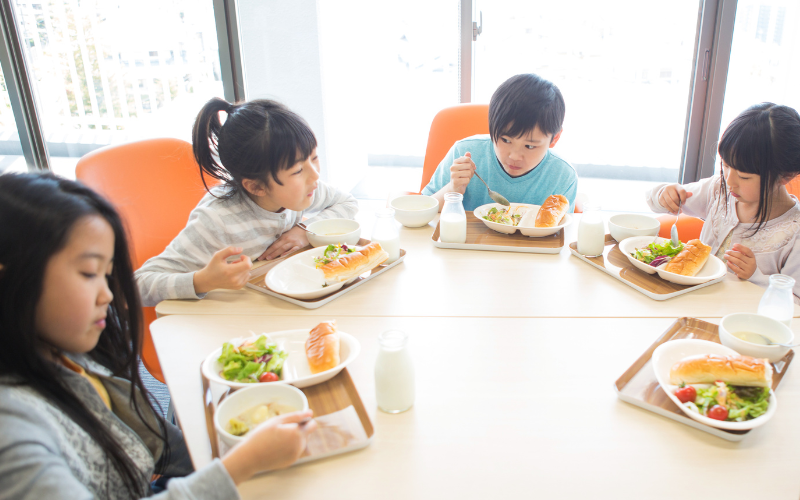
534;195;569;228
320;242;388;284
663;239;711;276
305;320;340;373
669;353;772;388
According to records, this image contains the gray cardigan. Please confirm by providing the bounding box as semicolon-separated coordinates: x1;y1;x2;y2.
0;356;239;500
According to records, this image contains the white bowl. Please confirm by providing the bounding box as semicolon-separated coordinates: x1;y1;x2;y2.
265;246;352;300
652;339;777;431
202;328;361;389
215;383;308;448
305;219;361;247
608;214;660;242
719;313;793;363
390;195;439;227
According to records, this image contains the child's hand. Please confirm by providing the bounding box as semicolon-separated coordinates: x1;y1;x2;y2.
448;152;476;194
221;410;317;484
259;226;309;261
659;184;693;214
724;243;757;280
193;246;253;294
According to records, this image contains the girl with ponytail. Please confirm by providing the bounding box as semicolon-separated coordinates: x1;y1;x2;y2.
0;173;316;499
135;98;358;306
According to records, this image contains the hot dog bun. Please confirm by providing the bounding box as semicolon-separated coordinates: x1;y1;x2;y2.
535;195;569;228
305;320;340;373
663;239;711;276
320;242;388;284
669;354;772;388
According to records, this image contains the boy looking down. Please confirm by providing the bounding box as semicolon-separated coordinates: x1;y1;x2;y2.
423;73;578;212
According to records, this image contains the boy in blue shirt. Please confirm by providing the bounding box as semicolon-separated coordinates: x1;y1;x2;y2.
423;74;578;212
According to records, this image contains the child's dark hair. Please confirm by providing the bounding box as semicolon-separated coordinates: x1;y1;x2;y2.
489;73;565;143
192;97;317;196
0;173;169;499
718;102;800;231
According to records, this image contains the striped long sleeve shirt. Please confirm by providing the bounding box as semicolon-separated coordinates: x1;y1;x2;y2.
134;182;358;306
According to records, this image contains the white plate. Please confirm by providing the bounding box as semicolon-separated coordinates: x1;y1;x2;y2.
265;246;358;300
202;329;361;389
655;253;727;285
619;236;670;275
619;236;727;284
651;339;777;431
473;203;571;237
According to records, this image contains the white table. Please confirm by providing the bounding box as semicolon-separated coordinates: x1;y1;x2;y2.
152;315;800;499
155;214;797;319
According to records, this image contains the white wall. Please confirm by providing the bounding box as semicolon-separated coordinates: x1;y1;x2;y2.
237;0;368;191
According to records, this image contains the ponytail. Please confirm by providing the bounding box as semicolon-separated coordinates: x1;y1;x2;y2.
192;97;235;194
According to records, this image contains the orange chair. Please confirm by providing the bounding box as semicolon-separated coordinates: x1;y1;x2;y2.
786;176;800;198
656;214;705;241
76;138;214;383
420;104;490;193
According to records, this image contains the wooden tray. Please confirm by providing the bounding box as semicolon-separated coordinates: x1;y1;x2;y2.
202;367;374;464
569;234;725;300
431;211;564;254
614;317;794;441
245;238;405;309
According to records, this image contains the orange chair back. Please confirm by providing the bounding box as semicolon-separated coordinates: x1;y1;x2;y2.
656;214;705;242
420;104;489;193
76;138;214;382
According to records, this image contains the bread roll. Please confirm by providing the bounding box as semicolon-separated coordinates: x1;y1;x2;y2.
663;239;711;276
535;195;569;228
669;354;772;388
319;242;389;284
305;321;340;373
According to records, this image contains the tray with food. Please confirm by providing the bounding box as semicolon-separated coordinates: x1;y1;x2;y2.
614;317;794;441
201;321;374;464
569;234;726;300
246;238;405;309
432;211;566;254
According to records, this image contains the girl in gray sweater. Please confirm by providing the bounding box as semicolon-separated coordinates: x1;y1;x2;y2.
0;173;316;499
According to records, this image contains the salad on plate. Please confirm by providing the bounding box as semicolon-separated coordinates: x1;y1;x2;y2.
482;206;526;226
631;240;684;267
217;335;288;383
675;381;770;422
314;243;356;267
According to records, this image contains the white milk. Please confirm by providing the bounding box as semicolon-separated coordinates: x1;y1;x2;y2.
374;331;415;413
757;305;792;327
373;234;401;264
440;213;467;244
577;211;605;257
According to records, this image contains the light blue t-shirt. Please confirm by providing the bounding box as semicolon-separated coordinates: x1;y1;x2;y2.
421;135;578;212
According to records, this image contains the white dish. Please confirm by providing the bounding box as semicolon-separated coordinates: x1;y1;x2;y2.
266;246;364;300
202;328;361;390
215;383;309;447
390;194;439;227
473;203;571;237
651;339;777;431
618;236;669;275
655;253;727;285
608;214;660;242
619;236;727;284
305;219;361;247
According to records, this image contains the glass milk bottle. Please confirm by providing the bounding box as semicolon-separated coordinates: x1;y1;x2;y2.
577;203;605;257
371;208;401;264
374;330;415;413
439;192;467;244
758;274;795;327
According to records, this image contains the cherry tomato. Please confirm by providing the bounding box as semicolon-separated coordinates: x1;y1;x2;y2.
674;385;697;404
707;405;729;421
259;372;279;383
